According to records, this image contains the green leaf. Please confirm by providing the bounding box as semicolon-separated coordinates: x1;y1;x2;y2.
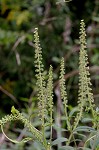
52;57;60;63
52;137;68;146
81;118;92;123
11;106;18;114
69;107;79;117
73;132;86;138
58;146;75;150
79;148;92;150
53;124;67;132
90;131;99;149
92;17;99;22
74;126;95;132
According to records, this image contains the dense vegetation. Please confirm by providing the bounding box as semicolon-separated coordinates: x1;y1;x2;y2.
0;0;99;149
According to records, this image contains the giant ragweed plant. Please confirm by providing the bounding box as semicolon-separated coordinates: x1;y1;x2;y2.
0;20;98;150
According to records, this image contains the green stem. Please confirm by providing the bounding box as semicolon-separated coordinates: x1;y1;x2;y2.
0;112;48;149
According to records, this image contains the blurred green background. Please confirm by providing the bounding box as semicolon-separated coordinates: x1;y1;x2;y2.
0;0;99;149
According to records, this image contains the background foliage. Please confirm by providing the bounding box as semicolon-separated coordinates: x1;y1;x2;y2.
0;0;99;149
